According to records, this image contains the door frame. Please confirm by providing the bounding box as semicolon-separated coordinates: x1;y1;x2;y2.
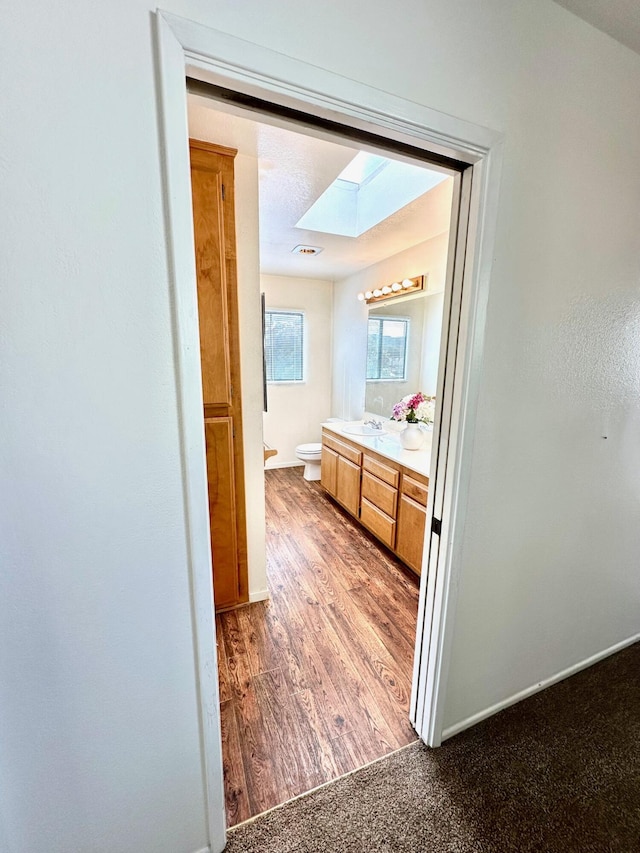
155;11;503;849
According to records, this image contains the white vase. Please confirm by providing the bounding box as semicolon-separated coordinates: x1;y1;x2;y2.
400;422;423;450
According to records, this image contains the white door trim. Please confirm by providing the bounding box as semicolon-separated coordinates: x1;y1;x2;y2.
155;10;503;849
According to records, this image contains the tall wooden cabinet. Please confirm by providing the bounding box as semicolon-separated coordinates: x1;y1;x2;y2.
190;139;248;610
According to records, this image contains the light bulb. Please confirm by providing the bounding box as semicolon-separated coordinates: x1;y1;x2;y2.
357;292;365;301
365;291;373;300
402;278;413;289
391;282;402;292
373;289;383;298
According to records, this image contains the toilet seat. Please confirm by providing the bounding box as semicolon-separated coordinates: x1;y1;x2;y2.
296;442;322;458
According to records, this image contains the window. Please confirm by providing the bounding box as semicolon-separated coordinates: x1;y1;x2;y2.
366;316;409;380
264;310;305;382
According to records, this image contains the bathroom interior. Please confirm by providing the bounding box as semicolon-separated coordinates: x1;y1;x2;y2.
187;90;455;826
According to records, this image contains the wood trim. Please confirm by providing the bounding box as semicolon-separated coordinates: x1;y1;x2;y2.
190;138;238;158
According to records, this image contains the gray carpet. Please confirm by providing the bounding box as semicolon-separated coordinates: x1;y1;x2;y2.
224;643;640;852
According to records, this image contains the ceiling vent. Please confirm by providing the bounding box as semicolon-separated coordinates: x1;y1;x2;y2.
291;244;324;256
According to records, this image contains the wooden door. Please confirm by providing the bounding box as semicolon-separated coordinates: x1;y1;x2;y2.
190;139;248;610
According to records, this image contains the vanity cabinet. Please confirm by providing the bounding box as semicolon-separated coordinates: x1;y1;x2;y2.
321;429;429;575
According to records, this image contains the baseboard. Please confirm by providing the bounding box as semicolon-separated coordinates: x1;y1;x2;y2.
441;631;640;742
249;587;270;603
265;460;304;469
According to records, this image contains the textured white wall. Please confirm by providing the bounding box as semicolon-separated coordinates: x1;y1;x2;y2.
2;0;640;850
262;275;334;465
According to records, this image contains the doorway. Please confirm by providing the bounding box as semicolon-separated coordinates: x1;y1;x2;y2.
156;11;500;849
188;91;456;826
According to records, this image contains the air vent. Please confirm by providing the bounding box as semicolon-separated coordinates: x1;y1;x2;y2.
291;244;324;256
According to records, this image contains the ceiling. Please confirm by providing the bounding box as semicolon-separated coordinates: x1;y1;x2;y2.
553;0;640;55
187;94;453;282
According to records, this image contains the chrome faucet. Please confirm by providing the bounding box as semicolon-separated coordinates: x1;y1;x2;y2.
364;418;384;430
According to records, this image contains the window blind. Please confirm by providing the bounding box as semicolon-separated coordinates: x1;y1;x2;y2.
264;310;304;382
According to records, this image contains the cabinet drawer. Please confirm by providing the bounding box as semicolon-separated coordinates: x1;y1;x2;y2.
363;454;399;487
361;471;398;518
322;433;362;466
360;497;396;549
402;475;428;507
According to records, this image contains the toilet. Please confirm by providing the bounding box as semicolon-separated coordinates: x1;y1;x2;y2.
295;443;322;481
296;419;343;481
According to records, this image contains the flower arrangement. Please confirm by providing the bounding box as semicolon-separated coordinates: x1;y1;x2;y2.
391;392;435;425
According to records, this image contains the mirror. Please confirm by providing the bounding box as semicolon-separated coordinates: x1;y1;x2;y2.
364;290;444;419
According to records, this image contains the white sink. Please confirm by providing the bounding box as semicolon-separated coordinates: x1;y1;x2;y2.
340;423;385;436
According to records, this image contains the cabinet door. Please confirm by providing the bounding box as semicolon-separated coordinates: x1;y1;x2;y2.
337;455;361;517
396;494;427;575
321;446;338;496
190;161;232;406
204;417;239;609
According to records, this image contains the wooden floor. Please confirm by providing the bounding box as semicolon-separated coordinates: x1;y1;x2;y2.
215;467;420;827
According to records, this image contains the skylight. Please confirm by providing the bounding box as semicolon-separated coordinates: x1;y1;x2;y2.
295;152;447;238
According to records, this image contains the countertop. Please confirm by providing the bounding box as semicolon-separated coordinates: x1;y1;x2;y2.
321;421;432;478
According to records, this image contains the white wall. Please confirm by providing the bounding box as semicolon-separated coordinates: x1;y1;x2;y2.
334;229;451;420
262;275;334;466
187;112;268;603
2;1;640;851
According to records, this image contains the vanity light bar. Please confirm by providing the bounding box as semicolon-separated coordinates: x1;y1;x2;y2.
357;274;425;304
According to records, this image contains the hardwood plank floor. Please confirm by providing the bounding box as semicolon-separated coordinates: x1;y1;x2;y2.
215;466;420;827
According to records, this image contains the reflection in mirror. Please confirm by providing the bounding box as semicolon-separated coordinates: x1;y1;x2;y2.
364;290;444;419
